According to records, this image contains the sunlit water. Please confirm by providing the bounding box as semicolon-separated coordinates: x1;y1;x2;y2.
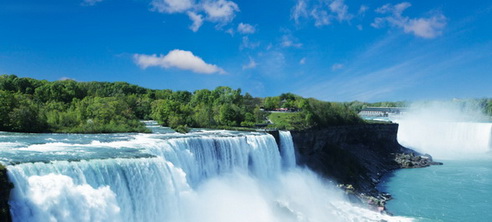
381;157;492;222
0;122;409;222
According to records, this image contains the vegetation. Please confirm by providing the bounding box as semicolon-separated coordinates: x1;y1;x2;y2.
0;75;150;133
268;113;302;130
264;94;364;130
0;74;410;133
480;99;492;117
458;98;492;118
343;100;408;113
2;74;491;134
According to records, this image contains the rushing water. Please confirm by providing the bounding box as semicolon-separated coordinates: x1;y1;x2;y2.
0;123;408;222
382;120;492;221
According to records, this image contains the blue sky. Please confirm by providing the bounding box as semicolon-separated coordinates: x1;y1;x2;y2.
1;0;491;102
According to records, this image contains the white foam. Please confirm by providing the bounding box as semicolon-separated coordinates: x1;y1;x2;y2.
20;174;121;222
0;142;25;149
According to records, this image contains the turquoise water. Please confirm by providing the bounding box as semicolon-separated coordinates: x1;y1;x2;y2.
381;156;492;221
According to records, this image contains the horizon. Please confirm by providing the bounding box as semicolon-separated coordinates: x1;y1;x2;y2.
1;0;491;102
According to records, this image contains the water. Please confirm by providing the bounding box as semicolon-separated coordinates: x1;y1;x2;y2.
383;119;492;221
279;131;296;169
381;158;492;222
1;123;409;222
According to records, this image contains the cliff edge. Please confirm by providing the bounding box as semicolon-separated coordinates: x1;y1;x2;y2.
291;123;440;210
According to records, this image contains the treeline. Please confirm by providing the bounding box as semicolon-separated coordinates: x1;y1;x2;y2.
261;93;364;130
150;90;364;131
478;99;492;116
0;75;150;133
343;101;408;113
0;74;365;133
445;98;492;117
344;99;492;118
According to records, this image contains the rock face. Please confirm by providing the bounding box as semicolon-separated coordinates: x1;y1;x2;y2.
0;165;13;222
395;153;443;168
291;124;440;209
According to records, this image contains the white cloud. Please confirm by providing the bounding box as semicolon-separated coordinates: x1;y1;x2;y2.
149;0;240;32
225;28;235;35
151;0;195;13
331;63;344;70
281;35;302;48
375;2;410;15
358;5;368;15
240;36;260;49
404;15;447;38
242;57;257;70
134;49;225;74
291;0;353;27
292;0;308;24
237;23;256;34
356;24;363;30
187;11;204;32
202;0;239;24
372;2;446;38
329;0;352;22
82;0;102;6
299;58;306;64
311;8;331;26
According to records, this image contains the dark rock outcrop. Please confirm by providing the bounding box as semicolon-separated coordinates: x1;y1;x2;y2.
0;165;13;222
291;123;440;210
395;153;443;168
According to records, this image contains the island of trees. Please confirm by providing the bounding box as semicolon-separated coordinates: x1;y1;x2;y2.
1;74;491;133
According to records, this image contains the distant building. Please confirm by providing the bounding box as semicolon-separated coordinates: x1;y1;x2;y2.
358;107;405;117
263;107;299;112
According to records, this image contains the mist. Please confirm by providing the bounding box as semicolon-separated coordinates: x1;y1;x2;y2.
395;100;492;159
180;169;411;222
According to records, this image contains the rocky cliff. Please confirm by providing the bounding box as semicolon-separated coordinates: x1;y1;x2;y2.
0;164;12;222
291;124;439;209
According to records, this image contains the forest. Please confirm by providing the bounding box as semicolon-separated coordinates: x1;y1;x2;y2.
1;75;490;133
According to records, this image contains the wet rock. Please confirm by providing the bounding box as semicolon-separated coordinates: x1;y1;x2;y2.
394;152;443;168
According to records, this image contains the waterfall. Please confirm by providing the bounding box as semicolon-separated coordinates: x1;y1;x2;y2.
393;101;492;159
7;158;188;222
142;133;282;187
397;121;492;159
5;131;410;222
279;131;296;169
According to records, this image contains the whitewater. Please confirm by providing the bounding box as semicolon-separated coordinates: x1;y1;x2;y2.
0;123;409;222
